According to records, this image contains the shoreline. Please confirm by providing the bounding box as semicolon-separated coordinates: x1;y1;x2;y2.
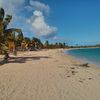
64;48;100;68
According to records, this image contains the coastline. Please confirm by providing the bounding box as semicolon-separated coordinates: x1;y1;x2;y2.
0;49;100;100
64;48;100;68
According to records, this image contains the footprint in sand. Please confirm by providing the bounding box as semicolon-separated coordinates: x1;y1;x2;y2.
70;67;75;69
71;70;78;75
79;78;85;83
79;80;83;83
88;77;92;80
67;75;70;77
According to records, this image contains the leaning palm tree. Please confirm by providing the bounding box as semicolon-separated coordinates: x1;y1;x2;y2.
0;8;23;62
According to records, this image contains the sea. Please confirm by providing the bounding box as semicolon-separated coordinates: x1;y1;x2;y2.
66;48;100;66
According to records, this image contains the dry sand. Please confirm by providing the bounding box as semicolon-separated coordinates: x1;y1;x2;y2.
0;49;100;100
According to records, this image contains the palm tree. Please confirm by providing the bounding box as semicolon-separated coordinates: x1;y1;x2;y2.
24;37;31;44
32;37;43;49
16;31;23;47
44;40;49;49
0;8;23;61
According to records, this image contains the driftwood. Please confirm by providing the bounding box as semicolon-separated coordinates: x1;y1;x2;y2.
74;63;89;67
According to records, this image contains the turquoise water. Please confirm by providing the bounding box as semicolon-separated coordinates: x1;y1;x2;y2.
66;48;100;66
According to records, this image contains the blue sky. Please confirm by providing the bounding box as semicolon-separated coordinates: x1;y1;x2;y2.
0;0;100;45
47;0;100;45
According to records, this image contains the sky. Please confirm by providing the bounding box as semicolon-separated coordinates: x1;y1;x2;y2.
0;0;100;46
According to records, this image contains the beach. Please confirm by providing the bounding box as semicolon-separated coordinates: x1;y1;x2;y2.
0;49;100;100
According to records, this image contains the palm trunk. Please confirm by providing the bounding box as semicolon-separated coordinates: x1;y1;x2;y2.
4;52;9;62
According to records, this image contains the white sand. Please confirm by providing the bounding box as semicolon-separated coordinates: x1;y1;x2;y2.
0;49;100;100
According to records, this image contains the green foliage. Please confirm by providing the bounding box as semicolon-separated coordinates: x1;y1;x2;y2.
24;37;31;44
0;8;24;57
44;40;49;48
16;32;23;46
7;32;16;41
4;15;12;29
0;8;4;21
32;37;43;49
44;41;68;49
32;37;41;43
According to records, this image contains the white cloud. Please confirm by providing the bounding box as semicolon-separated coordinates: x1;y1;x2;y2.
24;6;34;12
27;10;57;38
26;0;50;15
0;0;25;15
0;0;57;39
0;0;26;26
53;36;68;42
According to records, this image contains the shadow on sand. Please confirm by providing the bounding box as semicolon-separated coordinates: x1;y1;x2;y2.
0;56;51;66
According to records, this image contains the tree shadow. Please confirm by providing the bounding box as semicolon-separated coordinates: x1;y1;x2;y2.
0;56;51;66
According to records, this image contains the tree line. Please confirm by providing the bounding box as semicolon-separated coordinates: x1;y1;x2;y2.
15;36;69;50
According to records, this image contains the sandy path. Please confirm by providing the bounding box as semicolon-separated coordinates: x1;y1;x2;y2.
0;49;100;100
